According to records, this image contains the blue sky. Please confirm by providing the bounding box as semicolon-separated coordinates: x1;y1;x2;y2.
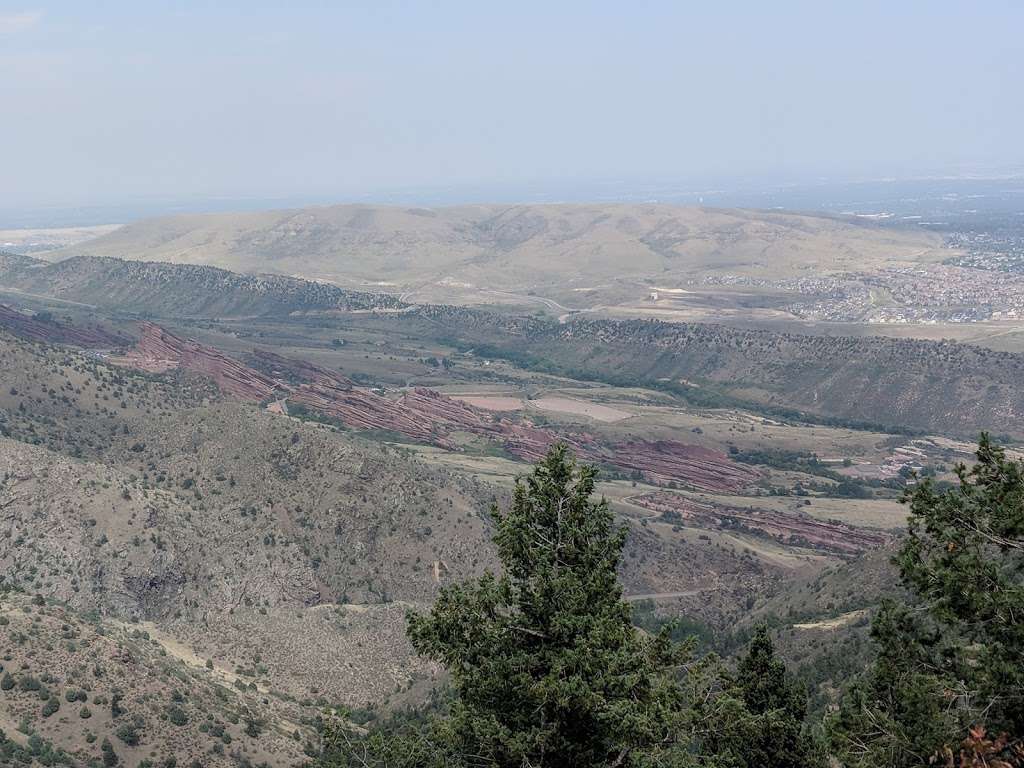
1;1;1022;207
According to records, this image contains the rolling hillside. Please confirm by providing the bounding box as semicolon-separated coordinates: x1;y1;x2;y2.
47;204;946;306
0;328;779;735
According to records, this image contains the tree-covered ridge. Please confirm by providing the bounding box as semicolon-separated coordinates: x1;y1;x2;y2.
0;254;404;317
396;304;1024;438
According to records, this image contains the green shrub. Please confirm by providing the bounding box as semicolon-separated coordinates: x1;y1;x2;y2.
167;705;188;726
18;675;40;692
116;721;140;746
101;737;118;767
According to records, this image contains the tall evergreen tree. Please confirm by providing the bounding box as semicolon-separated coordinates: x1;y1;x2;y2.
402;444;693;767
825;601;958;766
695;624;822;768
897;434;1024;733
827;434;1024;766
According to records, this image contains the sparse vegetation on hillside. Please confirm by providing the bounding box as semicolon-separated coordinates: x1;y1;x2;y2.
45;204;945;311
1;255;1021;766
0;255;403;318
318;441;1023;766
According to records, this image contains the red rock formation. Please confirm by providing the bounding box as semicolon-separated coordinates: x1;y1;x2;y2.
124;324;761;493
597;440;759;491
133;323;278;400
289;386;448;447
0;304;129;348
251;349;353;390
631;491;889;555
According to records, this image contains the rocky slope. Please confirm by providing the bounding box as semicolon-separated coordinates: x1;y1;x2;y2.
632;491;890;556
0;592;312;767
0;328;498;709
0;329;780;714
0;304;128;348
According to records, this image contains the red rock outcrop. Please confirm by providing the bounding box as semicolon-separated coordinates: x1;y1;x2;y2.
252;349;353;390
597;440;759;490
631;491;890;555
0;304;129;348
124;324;760;493
133;323;278;400
290;386;448;447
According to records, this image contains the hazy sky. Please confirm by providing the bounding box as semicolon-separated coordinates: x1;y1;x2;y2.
2;1;1022;208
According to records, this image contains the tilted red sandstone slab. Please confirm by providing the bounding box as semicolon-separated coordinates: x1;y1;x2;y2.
0;304;130;348
632;491;889;555
123;324;760;493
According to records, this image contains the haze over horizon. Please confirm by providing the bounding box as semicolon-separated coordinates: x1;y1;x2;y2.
2;0;1022;212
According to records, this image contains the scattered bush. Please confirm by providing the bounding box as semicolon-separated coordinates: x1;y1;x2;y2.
167;705;188;726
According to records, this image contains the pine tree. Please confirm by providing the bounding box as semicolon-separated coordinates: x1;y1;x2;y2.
897;434;1024;733
825;601;956;766
101;737;119;767
827;434;1024;766
401;444;694;767
736;625;807;721
695;624;822;768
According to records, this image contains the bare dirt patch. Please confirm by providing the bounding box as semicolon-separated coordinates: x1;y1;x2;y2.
794;609;869;631
451;395;525;412
529;396;632;422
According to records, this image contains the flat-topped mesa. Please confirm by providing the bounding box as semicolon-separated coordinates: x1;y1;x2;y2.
0;304;129;348
136;322;278;400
